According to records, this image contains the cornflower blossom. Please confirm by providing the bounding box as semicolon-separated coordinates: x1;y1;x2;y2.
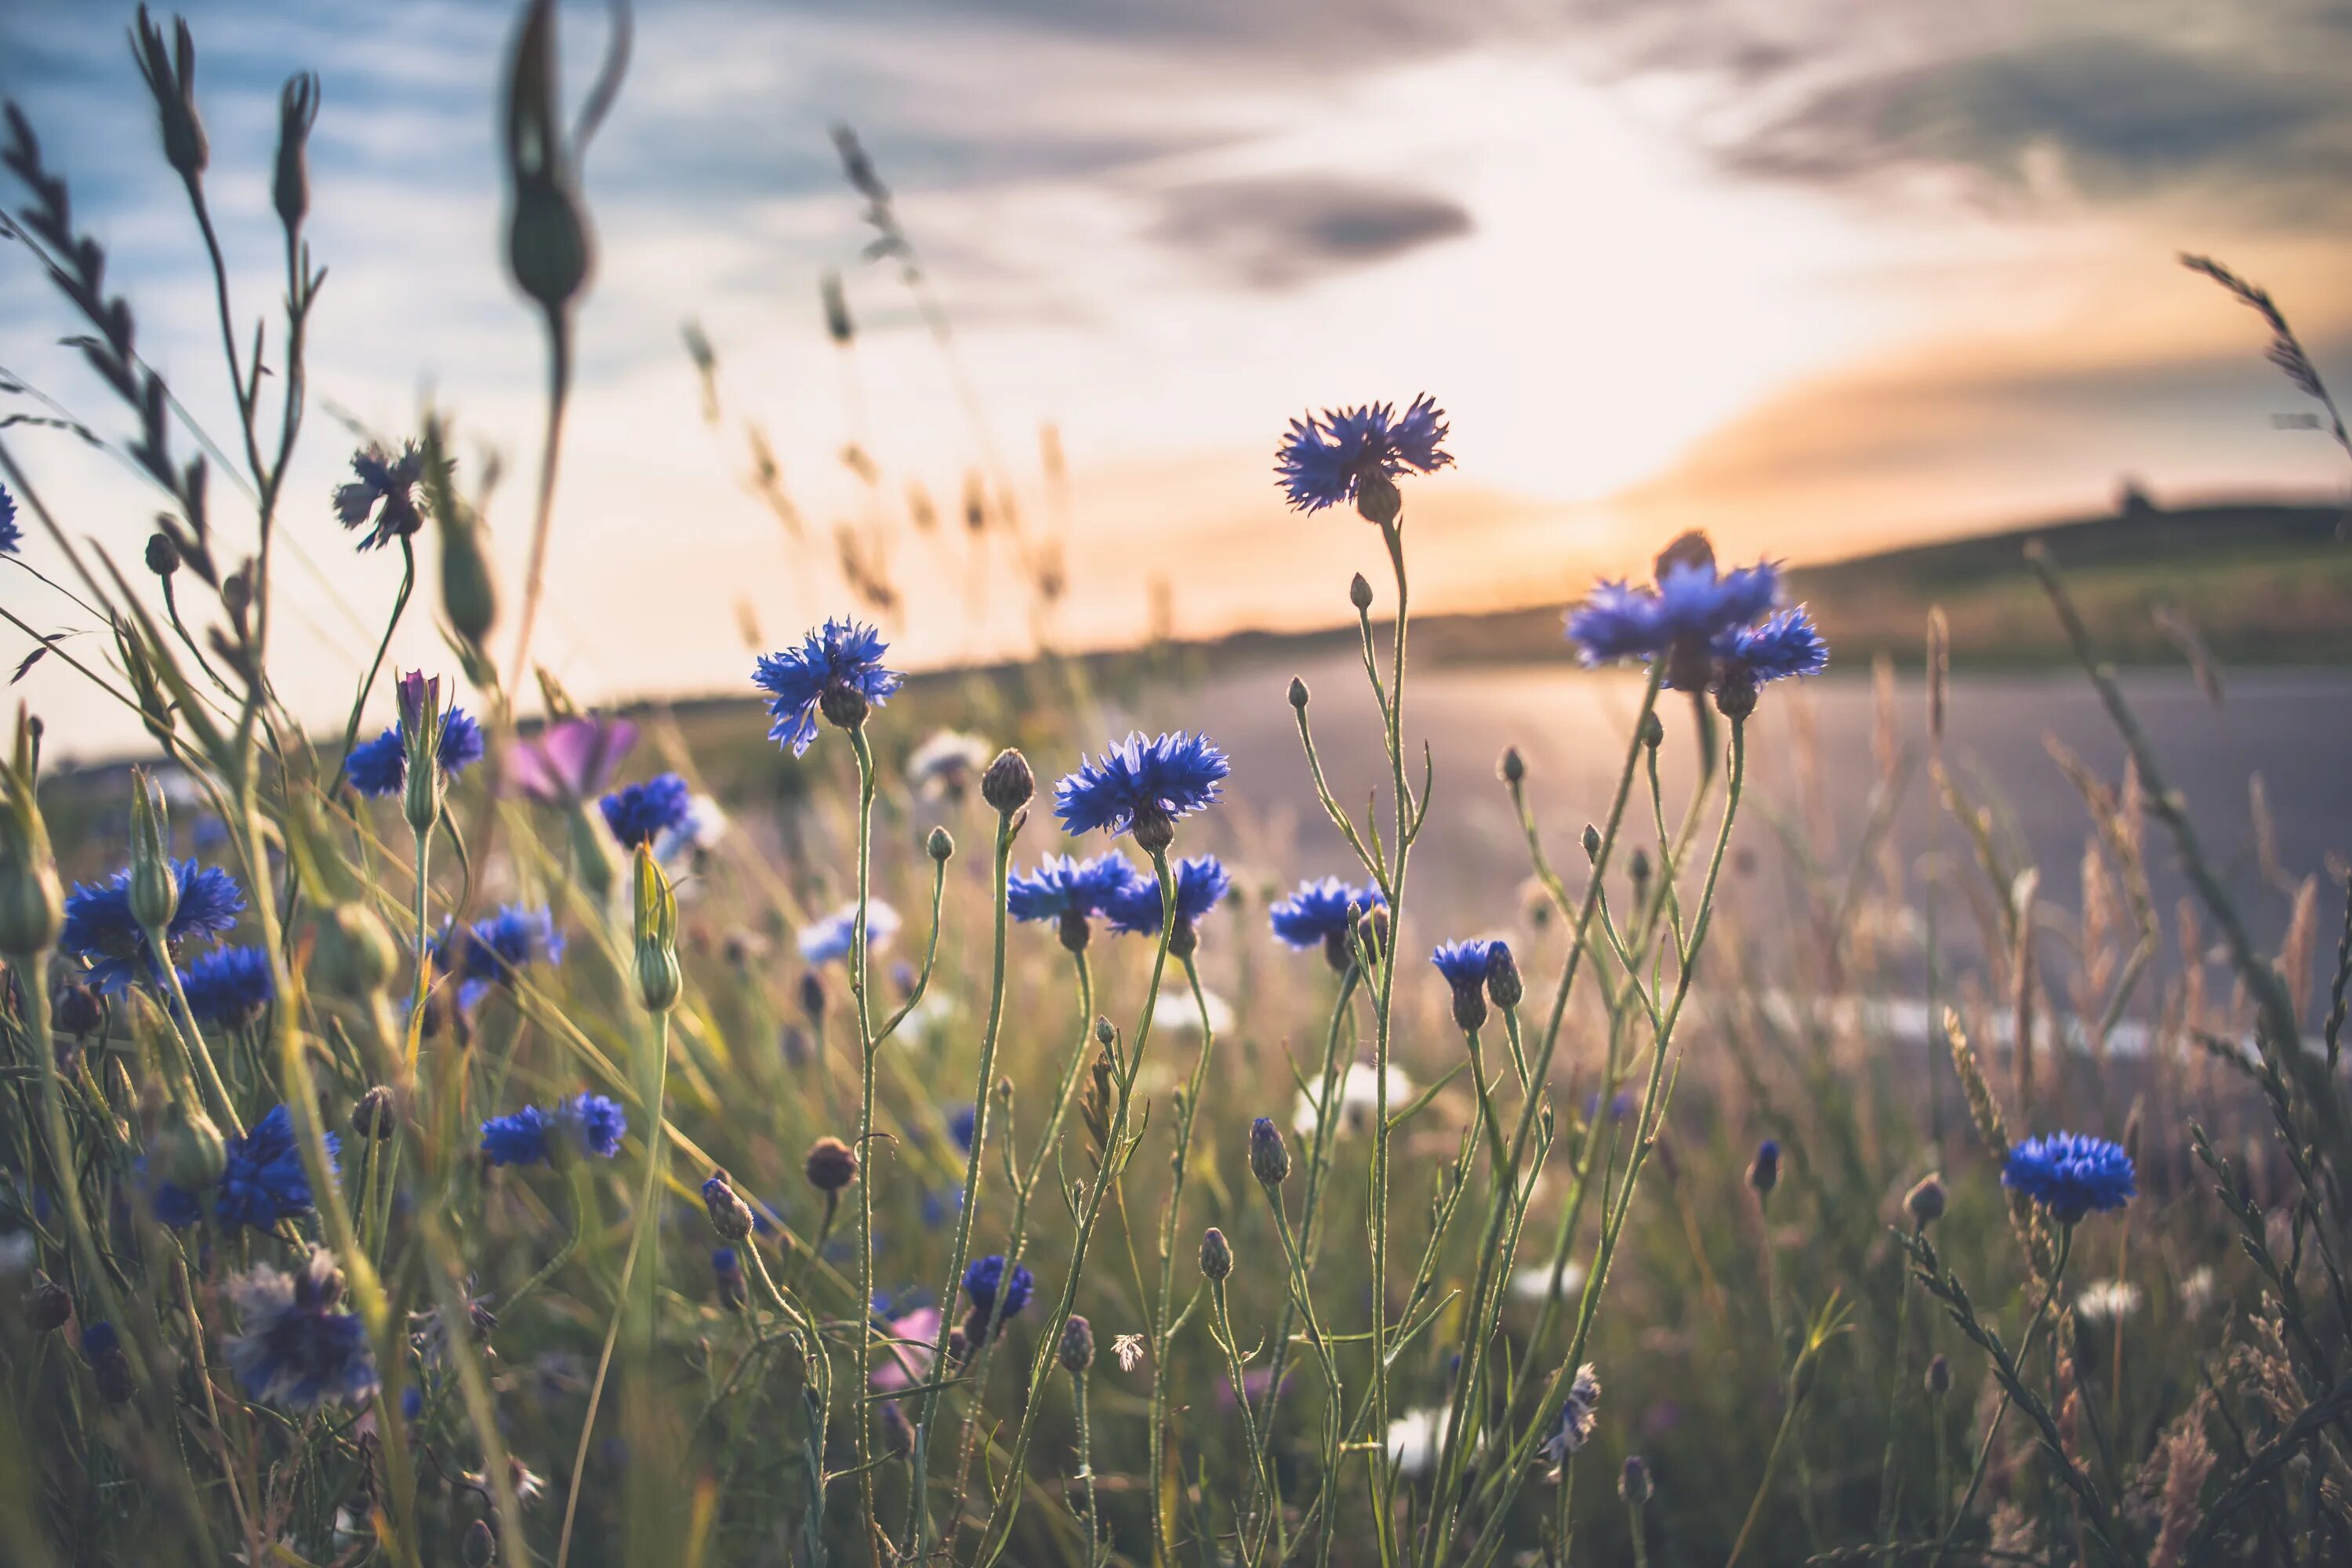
870;1304;942;1391
0;481;19;554
1007;853;1140;925
753;617;903;755
217;1105;336;1232
345;709;485;799
506;715;637;804
599;771;695;850
1269;877;1385;957
1566;531;1806;696
60;858;245;993
434;906;565;993
2002;1132;2137;1224
961;1254;1035;1341
1293;1062;1414;1139
177;944;274;1029
1536;1364;1603;1482
225;1249;377;1409
906;729;993;800
331;441;428;551
1105;855;1230;938
797;900;900;966
2075;1279;2145;1323
1432;938;1509;1031
1053;731;1229;853
1275;394;1452;514
479;1094;628;1167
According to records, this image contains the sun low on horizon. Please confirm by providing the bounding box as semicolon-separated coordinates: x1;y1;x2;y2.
2;0;2347;759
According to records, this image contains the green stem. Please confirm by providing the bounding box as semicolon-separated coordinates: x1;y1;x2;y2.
846;724;881;1558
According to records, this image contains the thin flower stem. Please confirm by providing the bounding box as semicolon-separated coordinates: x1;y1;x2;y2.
1144;955;1220;1559
498;1160;587;1324
1936;1225;2074;1557
846;724;882;1557
327;537;415;796
1210;1275;1274;1554
902;802;1017;1551
1875;1226;1922;1563
146;944;240;1134
1071;1368;1103;1568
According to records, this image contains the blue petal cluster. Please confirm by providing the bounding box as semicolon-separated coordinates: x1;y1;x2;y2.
0;481;20;554
60;858;246;992
1007;852;1141;924
798;899;902;966
1714;607;1828;683
332;441;428;552
216;1105;337;1231
178;944;275;1029
600;771;695;849
1268;877;1385;949
480;1093;628;1167
225;1248;378;1408
1106;855;1231;936
1431;938;1505;989
1053;731;1229;840
1275;394;1452;513
346;710;486;799
963;1254;1035;1320
1566;561;1781;672
2002;1132;2137;1223
753;618;904;756
436;905;565;989
948;1104;978;1152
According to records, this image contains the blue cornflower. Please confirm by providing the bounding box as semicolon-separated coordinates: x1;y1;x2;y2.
60;858;246;993
962;1254;1035;1334
80;1320;119;1361
0;481;20;554
2002;1133;2137;1224
948;1103;978;1153
437;906;564;991
346;709;487;799
600;771;694;850
1566;532;1784;691
797;900;901;966
1276;394;1452;514
1432;938;1509;1033
178;944;275;1029
225;1247;378;1408
1053;731;1229;852
1106;855;1230;938
1714;608;1828;683
753;617;904;756
1269;877;1385;950
332;441;428;552
151;1178;203;1229
217;1104;337;1231
1007;852;1140;924
479;1093;628;1167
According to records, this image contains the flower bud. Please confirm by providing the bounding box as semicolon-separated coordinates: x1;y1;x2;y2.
798;970;826;1019
0;806;63;960
1619;1454;1652;1508
1200;1225;1232;1282
926;826;954;865
1287;676;1309;710
127;771;178;934
981;748;1034;815
1249;1116;1290;1188
462;1517;496;1568
804;1135;858;1193
1748;1138;1780;1196
1581;825;1602;862
145;532;182;578
1904;1172;1947;1228
702;1170;754;1241
441;514;499;648
157;1105;228;1191
1925;1353;1951;1396
820;270;855;346
1058;1313;1095;1373
1486;944;1524;1011
1348;572;1374;612
53;984;103;1041
131;9;209;178
1638;712;1664;751
352;1085;398;1141
313;901;399;996
273;73;318;230
1498;746;1525;786
632;846;682;1014
25;1274;71;1333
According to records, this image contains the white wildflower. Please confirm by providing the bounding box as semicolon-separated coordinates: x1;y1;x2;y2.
2075;1279;2144;1323
906;730;993;801
1112;1334;1146;1372
1510;1260;1588;1303
1294;1062;1414;1139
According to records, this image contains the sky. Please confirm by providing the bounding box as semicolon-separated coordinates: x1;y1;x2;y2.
2;0;2348;759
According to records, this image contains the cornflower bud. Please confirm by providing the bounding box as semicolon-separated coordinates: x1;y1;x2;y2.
352;1086;397;1141
702;1170;754;1241
926;826;954;863
1904;1172;1947;1228
804;1136;858;1193
1619;1454;1653;1508
0;717;63;960
1200;1225;1232;1282
1287;676;1309;710
1926;1354;1951;1396
462;1517;496;1568
314;901;399;996
130;8;209;178
632;847;682;1014
1748;1138;1780;1196
1249;1117;1290;1188
1581;824;1602;862
798;969;826;1019
1058;1314;1095;1373
1638;712;1664;751
274;72;318;230
1498;746;1525;786
1349;573;1374;612
26;1275;71;1333
126;770;179;935
157;1105;228;1191
1486;944;1524;1011
981;749;1033;815
145;532;181;578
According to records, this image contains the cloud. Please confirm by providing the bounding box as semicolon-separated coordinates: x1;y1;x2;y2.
1149;175;1472;289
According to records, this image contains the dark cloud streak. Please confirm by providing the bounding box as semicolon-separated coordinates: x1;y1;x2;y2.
1150;176;1472;289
